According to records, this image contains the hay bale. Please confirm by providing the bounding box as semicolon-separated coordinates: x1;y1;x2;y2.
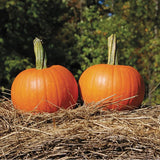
0;99;160;159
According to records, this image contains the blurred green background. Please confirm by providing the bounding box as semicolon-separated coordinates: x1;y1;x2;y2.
0;0;160;105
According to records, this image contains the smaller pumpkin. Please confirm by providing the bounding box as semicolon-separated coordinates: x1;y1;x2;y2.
11;38;78;113
79;34;145;110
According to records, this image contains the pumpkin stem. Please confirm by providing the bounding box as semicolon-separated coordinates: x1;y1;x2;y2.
108;34;118;65
33;37;47;69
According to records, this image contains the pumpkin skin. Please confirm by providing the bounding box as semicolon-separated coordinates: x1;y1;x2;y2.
11;65;78;113
79;64;145;110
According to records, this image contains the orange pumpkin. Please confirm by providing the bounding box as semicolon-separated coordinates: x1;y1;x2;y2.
79;34;145;110
11;38;78;113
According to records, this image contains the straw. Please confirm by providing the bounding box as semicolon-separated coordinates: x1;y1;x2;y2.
0;97;160;159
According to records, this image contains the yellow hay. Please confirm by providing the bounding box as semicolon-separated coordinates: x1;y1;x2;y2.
0;99;160;159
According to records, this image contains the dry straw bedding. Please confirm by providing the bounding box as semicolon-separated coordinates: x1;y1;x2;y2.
0;99;160;159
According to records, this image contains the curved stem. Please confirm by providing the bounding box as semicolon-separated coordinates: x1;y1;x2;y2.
107;34;118;65
33;37;47;69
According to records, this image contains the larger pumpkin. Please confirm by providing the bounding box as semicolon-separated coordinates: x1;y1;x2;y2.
11;38;78;113
79;34;145;110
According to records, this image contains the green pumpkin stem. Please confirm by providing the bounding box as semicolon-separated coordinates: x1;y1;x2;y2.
108;34;118;65
33;37;47;69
